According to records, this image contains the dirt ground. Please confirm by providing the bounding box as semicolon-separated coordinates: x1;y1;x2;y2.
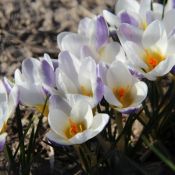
0;0;115;78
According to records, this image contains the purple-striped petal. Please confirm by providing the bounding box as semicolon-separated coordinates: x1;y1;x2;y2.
96;16;109;49
0;133;7;152
95;77;104;103
41;60;56;87
119;11;138;27
2;77;12;94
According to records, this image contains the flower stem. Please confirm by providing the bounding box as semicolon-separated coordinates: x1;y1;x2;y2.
114;110;125;151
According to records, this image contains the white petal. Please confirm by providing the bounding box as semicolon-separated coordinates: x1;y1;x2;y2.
130;81;148;107
6;85;19;121
70;100;93;129
103;10;119;27
142;20;167;53
55;67;78;94
107;61;132;88
100;42;123;64
61;33;88;58
22;58;41;84
66;94;96;108
69;113;109;144
117;23;143;44
57;32;72;50
78;57;96;92
144;56;175;80
14;69;25;85
97;62;108;84
49;95;71;115
104;85;122;107
18;85;46;106
122;41;148;70
78;17;92;35
48;109;68;137
139;0;151;17
153;3;163;15
165;0;175;13
167;35;175;56
46;130;70;145
115;0;139;14
2;77;13;94
59;51;80;85
163;9;175;35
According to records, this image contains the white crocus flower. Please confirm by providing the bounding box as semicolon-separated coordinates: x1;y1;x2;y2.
0;80;18;151
47;96;109;145
57;15;121;65
103;0;163;29
103;61;147;113
119;20;175;80
14;57;50;116
55;51;104;108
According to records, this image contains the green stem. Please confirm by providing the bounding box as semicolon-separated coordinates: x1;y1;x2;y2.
142;136;175;172
114;110;125;151
162;0;167;19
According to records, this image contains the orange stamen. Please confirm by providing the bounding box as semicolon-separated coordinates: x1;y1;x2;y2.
69;118;78;135
144;49;165;71
118;87;125;98
64;118;86;139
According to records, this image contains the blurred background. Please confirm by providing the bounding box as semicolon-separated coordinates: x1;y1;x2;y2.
0;0;115;78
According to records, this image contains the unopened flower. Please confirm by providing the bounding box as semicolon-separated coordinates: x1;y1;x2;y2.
14;57;50;116
47;96;109;145
103;61;147;113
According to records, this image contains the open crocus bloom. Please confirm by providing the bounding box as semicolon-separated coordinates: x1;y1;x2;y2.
47;96;109;145
14;57;49;116
119;20;175;80
0;80;18;151
55;51;104;108
103;61;147;113
57;15;121;65
103;0;163;30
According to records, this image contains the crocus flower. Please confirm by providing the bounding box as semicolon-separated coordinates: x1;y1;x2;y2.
14;57;50;116
103;61;147;113
55;51;104;108
0;80;18;151
47;95;109;145
57;15;121;65
104;0;162;29
118;20;175;80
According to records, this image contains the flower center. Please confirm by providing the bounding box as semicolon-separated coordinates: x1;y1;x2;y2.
140;20;147;30
113;87;133;108
64;118;86;139
143;49;165;72
80;86;93;97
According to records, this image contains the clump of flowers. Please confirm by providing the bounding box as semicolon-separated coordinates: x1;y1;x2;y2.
1;0;175;174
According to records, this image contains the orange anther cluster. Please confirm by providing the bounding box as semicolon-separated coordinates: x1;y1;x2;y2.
68;118;79;135
65;118;86;139
148;56;158;68
118;87;125;98
144;49;164;71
